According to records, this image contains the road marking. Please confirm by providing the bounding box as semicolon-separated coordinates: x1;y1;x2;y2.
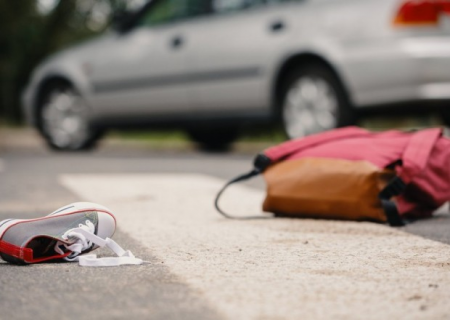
60;173;450;320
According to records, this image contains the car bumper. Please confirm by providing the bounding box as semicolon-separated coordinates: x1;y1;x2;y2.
348;36;450;107
402;37;450;86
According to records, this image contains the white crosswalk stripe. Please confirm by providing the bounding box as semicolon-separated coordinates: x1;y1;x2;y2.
60;173;450;320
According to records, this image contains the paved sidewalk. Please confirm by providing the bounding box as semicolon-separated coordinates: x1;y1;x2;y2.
60;173;450;320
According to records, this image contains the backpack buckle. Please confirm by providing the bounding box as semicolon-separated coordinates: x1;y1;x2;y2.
379;176;406;200
253;154;272;172
379;176;407;227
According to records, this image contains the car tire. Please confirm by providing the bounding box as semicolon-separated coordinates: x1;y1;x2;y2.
187;127;238;151
280;64;355;139
38;81;103;151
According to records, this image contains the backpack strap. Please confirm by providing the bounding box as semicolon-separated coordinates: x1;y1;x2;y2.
400;128;442;183
377;128;442;226
214;154;273;219
378;177;407;226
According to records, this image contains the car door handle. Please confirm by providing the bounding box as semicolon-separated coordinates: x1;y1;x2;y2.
270;20;285;32
171;36;184;49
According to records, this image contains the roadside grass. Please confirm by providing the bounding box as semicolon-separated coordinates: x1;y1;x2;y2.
0;119;23;128
359;113;443;131
107;126;288;152
109;130;189;142
106;130;192;150
109;126;287;143
109;113;443;146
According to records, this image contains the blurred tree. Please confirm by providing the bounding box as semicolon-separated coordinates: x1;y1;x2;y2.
0;0;38;124
0;0;138;125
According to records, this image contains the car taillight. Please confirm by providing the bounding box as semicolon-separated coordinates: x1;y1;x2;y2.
393;0;450;26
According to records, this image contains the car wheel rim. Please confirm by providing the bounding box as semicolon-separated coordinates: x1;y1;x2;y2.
42;88;90;149
283;76;338;139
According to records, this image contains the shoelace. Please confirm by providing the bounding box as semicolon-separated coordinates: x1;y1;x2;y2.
55;220;95;261
54;220;144;267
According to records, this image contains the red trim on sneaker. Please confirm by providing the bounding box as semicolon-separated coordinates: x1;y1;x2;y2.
0;239;33;262
26;251;72;264
0;238;73;263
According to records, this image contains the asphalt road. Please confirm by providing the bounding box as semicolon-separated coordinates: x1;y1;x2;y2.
1;129;450;320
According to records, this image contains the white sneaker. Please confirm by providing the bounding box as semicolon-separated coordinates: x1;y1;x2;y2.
0;202;142;266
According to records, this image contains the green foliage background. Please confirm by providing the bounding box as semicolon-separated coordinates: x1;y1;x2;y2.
0;0;130;124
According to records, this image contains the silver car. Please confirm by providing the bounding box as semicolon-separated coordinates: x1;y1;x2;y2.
22;0;450;150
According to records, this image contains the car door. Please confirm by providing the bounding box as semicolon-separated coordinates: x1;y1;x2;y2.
87;0;205;119
181;0;292;116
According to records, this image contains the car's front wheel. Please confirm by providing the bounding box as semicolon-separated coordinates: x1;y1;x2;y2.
38;81;102;151
280;64;355;139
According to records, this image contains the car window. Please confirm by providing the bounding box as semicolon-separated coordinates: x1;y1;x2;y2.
212;0;265;14
137;0;211;27
211;0;302;14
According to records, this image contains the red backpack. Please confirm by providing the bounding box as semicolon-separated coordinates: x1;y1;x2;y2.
215;126;450;226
